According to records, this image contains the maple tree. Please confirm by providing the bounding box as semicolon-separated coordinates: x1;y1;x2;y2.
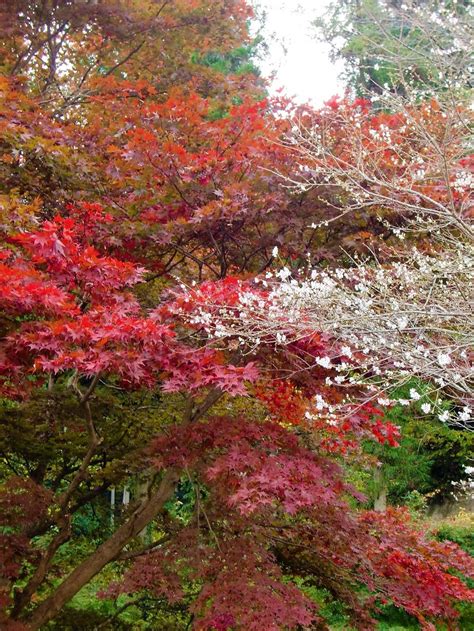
0;1;473;630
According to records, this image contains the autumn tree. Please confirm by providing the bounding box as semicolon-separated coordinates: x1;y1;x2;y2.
0;1;473;631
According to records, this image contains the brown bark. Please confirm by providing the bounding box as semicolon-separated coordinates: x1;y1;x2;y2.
24;468;179;630
20;388;223;629
12;518;71;617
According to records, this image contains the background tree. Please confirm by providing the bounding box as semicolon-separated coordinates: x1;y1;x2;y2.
315;0;473;97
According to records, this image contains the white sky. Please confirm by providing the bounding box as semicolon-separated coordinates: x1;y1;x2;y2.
252;0;345;106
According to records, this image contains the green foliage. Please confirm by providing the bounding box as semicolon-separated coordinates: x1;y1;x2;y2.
191;42;262;77
166;478;198;524
403;490;428;517
0;384;166;491
362;379;473;506
44;557;191;630
48;597;189;631
314;0;472;97
435;511;474;557
71;497;113;538
206;105;230;121
434;512;474;629
375;604;420;630
290;578;354;629
293;578;423;630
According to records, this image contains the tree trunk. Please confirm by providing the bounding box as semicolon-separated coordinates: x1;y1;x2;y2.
22;389;222;629
24;469;179;630
373;466;387;512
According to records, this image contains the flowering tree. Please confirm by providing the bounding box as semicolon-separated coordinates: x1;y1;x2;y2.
254;0;474;425
179;238;473;427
